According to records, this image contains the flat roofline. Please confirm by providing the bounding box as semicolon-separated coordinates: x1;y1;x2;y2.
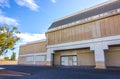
54;0;117;22
20;39;46;46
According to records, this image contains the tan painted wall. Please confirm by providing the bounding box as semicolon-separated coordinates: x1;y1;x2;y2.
105;45;120;67
19;41;47;55
46;14;120;45
53;48;95;66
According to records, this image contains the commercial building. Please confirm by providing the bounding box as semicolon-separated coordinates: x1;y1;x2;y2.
19;0;120;69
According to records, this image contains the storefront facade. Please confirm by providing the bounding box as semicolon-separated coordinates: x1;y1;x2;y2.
19;0;120;69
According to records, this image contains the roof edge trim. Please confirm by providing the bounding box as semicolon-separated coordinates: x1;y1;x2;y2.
54;0;117;22
20;39;46;46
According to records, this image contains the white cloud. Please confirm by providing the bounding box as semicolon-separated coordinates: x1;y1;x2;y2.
0;0;10;8
17;33;46;44
15;0;39;11
0;10;18;26
0;0;56;11
14;33;46;59
51;0;56;3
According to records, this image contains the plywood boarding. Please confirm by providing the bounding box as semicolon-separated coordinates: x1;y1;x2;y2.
77;48;95;66
19;41;47;55
53;53;61;65
105;45;120;67
47;22;94;45
46;14;120;45
53;48;95;66
100;14;120;37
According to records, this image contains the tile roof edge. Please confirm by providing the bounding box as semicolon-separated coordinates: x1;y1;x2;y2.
54;0;117;22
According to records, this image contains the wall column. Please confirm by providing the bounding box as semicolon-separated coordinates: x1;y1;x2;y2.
91;43;108;69
46;49;53;66
33;55;36;65
94;49;106;69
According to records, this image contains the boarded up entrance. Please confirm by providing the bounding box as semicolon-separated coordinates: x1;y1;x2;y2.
105;45;120;67
77;48;95;66
53;48;95;67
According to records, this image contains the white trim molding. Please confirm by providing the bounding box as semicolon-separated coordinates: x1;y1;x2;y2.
19;52;47;57
21;39;46;46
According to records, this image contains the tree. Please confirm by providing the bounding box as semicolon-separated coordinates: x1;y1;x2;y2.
10;52;16;61
4;56;9;61
0;24;20;55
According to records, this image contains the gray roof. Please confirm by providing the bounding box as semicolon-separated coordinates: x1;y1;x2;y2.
49;0;120;29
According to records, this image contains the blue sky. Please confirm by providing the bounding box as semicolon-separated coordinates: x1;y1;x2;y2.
0;0;107;58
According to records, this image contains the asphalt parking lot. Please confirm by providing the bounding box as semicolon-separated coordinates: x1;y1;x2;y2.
0;65;120;79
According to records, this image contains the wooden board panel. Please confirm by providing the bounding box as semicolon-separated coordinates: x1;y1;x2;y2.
105;45;120;67
77;52;95;66
77;48;95;66
53;48;95;66
53;53;61;66
100;14;120;37
46;22;94;45
46;14;120;45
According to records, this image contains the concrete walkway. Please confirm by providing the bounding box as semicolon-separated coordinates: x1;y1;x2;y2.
0;65;120;79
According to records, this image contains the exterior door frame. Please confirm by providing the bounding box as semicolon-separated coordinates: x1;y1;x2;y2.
60;55;78;66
